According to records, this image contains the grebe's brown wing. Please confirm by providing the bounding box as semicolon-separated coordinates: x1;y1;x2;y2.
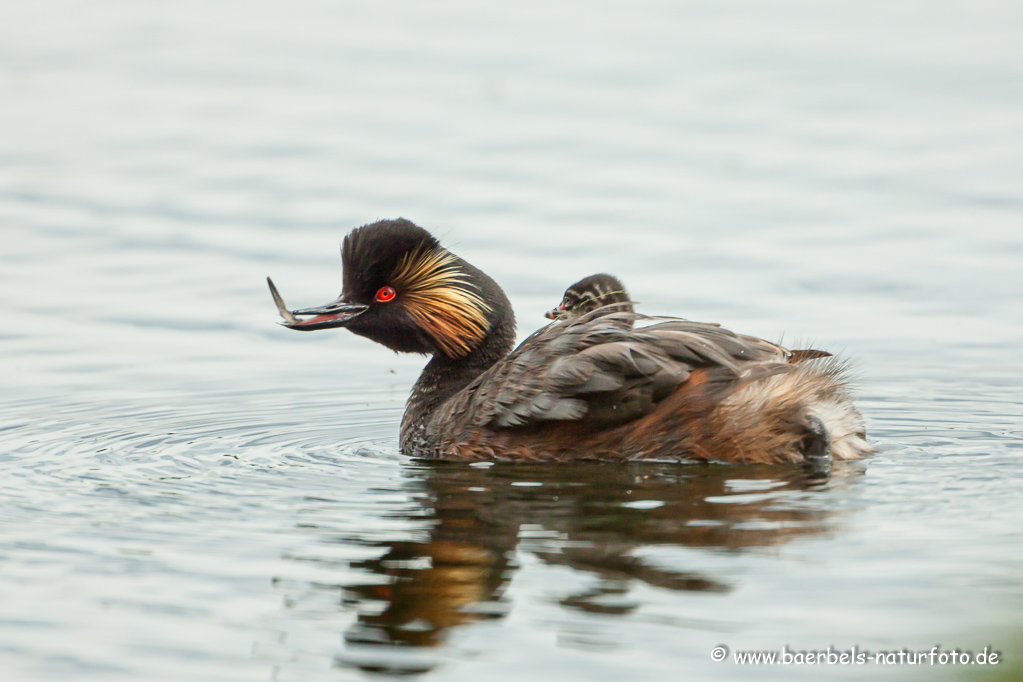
441;311;789;430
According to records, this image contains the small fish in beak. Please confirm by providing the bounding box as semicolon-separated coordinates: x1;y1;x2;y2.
266;277;369;331
267;277;299;325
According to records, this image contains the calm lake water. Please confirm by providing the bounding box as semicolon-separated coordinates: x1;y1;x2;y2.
2;1;1022;680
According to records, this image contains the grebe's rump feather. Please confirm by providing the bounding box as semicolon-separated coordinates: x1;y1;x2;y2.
716;356;870;462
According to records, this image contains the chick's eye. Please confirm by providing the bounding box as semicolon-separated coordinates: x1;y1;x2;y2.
375;286;396;303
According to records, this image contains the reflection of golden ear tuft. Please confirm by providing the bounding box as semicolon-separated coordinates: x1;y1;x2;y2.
391;248;492;357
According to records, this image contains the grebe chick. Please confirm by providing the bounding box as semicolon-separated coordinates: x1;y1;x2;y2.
268;219;871;464
546;274;833;365
546;273;633;320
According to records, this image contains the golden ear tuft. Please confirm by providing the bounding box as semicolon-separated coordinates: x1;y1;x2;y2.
390;248;492;357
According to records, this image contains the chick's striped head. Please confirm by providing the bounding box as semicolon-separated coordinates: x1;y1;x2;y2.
546;273;633;320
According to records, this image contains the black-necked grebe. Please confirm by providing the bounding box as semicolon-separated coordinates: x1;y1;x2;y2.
547;274;834;365
268;219;870;463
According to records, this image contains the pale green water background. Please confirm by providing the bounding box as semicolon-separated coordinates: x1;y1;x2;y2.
1;1;1021;680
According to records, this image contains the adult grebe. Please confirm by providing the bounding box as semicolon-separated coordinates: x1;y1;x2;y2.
268;219;870;463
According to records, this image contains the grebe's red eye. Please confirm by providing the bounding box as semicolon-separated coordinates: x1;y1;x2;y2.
375;286;396;303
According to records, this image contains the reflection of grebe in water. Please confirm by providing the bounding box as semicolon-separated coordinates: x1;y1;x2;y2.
310;461;853;674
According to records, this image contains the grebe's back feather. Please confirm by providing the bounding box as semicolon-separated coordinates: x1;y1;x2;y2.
423;308;868;462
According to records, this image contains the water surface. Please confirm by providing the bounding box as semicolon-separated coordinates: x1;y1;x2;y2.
1;1;1022;680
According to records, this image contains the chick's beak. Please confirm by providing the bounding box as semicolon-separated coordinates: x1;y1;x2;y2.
544;302;567;321
268;277;368;331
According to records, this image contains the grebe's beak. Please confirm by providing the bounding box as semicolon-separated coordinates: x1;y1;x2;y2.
268;277;368;331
